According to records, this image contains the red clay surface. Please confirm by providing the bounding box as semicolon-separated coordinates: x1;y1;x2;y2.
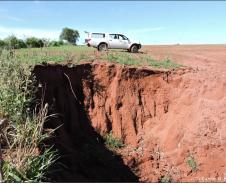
35;45;226;182
134;45;226;182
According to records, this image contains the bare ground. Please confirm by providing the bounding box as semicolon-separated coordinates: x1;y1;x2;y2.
135;45;226;182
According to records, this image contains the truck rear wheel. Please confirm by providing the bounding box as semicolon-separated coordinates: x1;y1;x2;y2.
98;43;108;51
130;44;139;53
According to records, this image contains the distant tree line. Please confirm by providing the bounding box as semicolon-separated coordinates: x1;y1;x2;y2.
0;35;65;49
0;27;80;49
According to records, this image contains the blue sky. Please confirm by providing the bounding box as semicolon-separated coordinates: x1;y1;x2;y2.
0;1;226;45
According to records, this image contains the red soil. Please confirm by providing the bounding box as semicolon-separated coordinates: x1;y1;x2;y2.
133;45;226;182
34;45;226;182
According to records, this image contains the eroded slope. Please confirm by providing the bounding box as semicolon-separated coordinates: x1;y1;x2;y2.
34;61;226;182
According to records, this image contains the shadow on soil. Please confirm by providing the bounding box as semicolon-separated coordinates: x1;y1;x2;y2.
115;49;146;54
34;64;139;182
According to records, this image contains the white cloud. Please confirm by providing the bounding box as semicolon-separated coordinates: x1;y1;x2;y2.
0;26;60;40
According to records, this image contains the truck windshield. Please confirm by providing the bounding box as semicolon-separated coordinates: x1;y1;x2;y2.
121;35;129;40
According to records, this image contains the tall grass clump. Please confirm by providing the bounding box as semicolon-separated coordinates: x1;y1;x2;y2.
0;50;57;182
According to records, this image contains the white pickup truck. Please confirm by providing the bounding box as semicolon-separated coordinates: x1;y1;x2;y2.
85;32;141;53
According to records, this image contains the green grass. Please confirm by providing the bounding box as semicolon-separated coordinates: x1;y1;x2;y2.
3;45;182;69
3;148;58;182
13;45;95;64
103;52;182;69
104;53;139;66
144;57;182;69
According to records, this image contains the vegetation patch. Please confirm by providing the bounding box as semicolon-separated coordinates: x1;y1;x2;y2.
0;50;57;182
186;154;198;172
144;57;182;69
14;46;95;64
104;131;124;149
1;45;182;70
158;175;172;183
102;52;182;69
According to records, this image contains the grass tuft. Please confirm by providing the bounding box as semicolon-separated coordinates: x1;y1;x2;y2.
186;154;198;172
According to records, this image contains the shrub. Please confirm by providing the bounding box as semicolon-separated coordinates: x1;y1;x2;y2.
49;41;64;47
0;40;6;48
104;131;124;149
4;35;20;49
26;37;44;48
17;39;27;48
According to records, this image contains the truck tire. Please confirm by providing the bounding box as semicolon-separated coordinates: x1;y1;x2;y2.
98;43;108;51
130;44;139;53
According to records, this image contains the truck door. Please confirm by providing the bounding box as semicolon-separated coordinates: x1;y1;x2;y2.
118;35;130;49
108;34;121;48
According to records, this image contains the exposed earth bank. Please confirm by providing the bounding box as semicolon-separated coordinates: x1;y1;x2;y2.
34;45;226;182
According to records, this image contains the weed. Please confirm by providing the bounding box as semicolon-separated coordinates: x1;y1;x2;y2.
104;131;124;149
2;147;57;182
186;154;198;172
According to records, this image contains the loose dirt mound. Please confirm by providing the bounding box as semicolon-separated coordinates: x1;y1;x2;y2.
34;46;226;182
